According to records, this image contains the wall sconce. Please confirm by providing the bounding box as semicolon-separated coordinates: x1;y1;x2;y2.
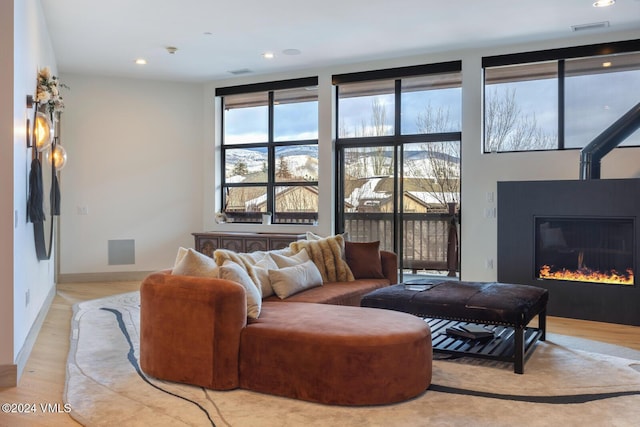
47;144;67;170
26;95;53;151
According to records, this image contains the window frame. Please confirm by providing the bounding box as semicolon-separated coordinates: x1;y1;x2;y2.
216;77;319;224
482;40;640;153
333;62;463;257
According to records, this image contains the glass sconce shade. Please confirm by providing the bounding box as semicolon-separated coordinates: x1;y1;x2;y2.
34;112;53;152
47;145;67;170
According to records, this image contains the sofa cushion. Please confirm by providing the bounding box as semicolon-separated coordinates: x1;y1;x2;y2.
269;259;323;299
219;261;262;319
345;241;385;279
172;247;219;278
290;234;354;283
263;278;390;306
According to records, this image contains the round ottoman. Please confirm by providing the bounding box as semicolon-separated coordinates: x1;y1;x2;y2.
239;301;432;405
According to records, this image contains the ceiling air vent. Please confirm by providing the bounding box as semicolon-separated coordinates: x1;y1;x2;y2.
571;21;610;32
228;68;253;75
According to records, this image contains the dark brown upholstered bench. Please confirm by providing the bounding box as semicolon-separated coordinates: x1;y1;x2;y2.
361;280;548;374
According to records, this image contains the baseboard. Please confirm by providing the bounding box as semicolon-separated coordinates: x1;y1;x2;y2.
0;364;17;387
57;271;153;283
12;285;56;385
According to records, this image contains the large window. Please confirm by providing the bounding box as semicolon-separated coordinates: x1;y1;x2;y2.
334;62;462;276
483;41;640;152
217;78;319;224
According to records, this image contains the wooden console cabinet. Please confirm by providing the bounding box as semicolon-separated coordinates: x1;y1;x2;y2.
193;232;305;258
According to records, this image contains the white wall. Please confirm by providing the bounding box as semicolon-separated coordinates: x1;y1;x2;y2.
1;0;57;383
58;75;205;275
0;0;15;373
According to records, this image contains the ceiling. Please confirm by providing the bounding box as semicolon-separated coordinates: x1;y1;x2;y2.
41;0;640;83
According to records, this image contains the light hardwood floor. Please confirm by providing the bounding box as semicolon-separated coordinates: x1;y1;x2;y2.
1;281;639;427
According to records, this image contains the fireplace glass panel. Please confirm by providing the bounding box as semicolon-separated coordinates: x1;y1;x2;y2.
535;217;634;286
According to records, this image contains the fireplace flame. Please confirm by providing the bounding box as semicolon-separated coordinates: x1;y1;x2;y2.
539;265;634;285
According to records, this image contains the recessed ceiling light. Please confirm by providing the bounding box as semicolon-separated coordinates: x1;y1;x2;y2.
262;52;275;59
593;0;615;7
602;61;613;67
135;58;147;65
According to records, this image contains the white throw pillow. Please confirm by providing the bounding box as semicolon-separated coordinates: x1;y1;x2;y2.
174;247;189;266
219;261;262;319
269;248;310;268
172;248;219;278
269;259;323;299
252;255;278;298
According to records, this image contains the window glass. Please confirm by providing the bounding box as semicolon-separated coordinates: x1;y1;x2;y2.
220;80;319;224
224;186;267;214
338;80;395;137
274;87;318;141
274;145;318;182
343;146;395;212
275;185;318;219
223;92;268;144
224;147;268;182
401;74;462;134
565;52;640;148
484;61;558;152
403;141;460;212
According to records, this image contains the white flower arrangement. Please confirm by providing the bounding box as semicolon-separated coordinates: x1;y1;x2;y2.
36;67;67;114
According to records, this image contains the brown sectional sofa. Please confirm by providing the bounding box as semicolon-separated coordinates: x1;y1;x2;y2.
140;249;433;405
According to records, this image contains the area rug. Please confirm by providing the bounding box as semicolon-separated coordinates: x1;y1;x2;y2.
64;292;640;427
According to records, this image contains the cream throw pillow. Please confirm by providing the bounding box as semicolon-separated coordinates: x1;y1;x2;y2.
172;247;219;278
219;261;262;319
269;260;323;299
252;255;278;298
268;248;310;268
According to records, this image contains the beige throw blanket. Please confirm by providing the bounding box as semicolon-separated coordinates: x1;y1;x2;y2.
290;235;354;282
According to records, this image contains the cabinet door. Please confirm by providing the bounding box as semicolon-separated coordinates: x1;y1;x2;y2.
245;238;268;252
269;237;295;250
221;237;244;252
195;236;219;258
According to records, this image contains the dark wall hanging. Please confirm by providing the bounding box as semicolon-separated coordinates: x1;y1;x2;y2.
26;67;68;261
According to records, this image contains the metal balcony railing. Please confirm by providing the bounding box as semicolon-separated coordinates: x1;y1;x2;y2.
225;209;460;276
344;210;459;277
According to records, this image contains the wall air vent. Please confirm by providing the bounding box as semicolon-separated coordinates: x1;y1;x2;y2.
571;21;609;32
228;68;253;75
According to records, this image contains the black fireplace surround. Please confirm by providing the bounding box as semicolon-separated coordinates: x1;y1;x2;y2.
498;178;640;326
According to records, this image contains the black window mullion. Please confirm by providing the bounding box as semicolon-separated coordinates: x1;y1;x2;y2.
395;80;401;136
220;96;228;211
558;60;565;150
267;91;275;217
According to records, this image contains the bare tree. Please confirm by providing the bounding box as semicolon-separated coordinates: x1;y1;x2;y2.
410;103;460;209
275;187;317;212
485;87;556;152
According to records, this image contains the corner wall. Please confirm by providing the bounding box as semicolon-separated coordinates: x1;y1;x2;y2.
1;0;58;386
57;74;205;277
0;0;16;383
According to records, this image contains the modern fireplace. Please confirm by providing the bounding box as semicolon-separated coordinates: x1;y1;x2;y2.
497;178;640;326
535;217;634;286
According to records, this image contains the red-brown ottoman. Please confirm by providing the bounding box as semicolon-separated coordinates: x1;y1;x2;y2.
239;301;432;405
